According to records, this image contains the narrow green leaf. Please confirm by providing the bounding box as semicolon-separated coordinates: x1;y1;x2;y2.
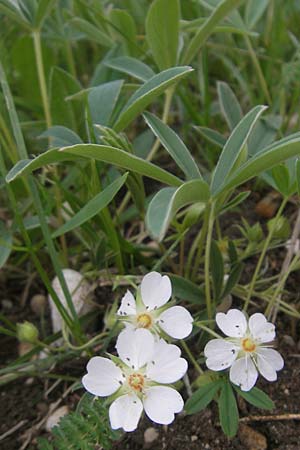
211;105;267;194
219;381;239;437
52;174;128;238
0;221;12;268
60;144;183;187
146;180;210;241
210;240;224;301
88;80;123;126
146;0;179;70
217;81;243;130
245;0;269;30
234;386;275;410
113;66;193;132
194;126;226;148
69;18;114;47
143;112;201;180
109;8;137;56
105;56;155;82
221;191;251;214
39;126;83;148
271;164;290;196
222;262;243;298
34;0;56;28
169;274;205;304
181;0;242;65
5;149;79;183
218;135;300;195
185;381;223;414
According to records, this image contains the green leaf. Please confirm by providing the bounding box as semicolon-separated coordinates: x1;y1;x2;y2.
271;164;290;196
219;381;239;437
52;174;128;238
219;134;300;195
234;386;275;410
146;0;179;70
169;274;205;304
221;262;243;298
181;0;242;65
194;126;226;148
0;221;12;268
185;381;222;414
210;240;224;301
211;105;267;194
105;56;155;82
245;0;269;30
88;80;123;127
6;149;80;183
221;191;251;214
143;112;201;180
146;179;210;241
60;144;183;187
113;66;193;132
109;8;137;56
39;126;83;148
69;18;114;47
0;0;30;29
217;81;243;130
49;67;82;130
34;0;56;28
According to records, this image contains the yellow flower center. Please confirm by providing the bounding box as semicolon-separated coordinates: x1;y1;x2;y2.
128;373;145;392
137;313;152;329
242;337;256;353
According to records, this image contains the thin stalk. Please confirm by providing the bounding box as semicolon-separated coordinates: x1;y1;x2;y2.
244;35;272;105
244;197;288;311
188;207;209;281
204;202;215;320
195;322;221;339
32;30;52;128
65;40;76;79
180;340;203;375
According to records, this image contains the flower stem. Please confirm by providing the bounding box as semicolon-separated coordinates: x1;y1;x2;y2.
244;197;288;312
204;202;215;320
32;30;52;128
180;340;203;375
195;322;221;339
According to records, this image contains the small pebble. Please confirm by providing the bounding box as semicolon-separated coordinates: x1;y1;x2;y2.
284;388;289;395
46;405;69;431
144;427;159;447
191;435;198;442
1;299;13;310
30;294;46;315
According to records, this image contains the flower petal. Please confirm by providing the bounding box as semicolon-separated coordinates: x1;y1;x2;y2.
249;313;275;343
109;394;143;432
229;355;258;391
256;348;284;381
146;339;188;383
116;328;154;370
82;357;123;396
141;272;172;310
143;386;183;425
117;290;136;316
204;339;239;371
216;309;247;338
157;306;193;339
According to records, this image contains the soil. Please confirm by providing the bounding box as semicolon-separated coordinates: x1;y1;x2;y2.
0;189;300;450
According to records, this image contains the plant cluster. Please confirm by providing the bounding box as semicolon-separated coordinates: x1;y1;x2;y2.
0;0;300;448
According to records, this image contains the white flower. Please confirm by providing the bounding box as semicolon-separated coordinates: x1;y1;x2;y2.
204;309;284;391
117;272;193;339
82;328;187;432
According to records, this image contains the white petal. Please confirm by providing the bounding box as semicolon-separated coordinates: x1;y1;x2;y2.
117;290;136;316
146;339;188;383
141;272;172;309
249;313;275;343
229;356;258;391
116;328;154;370
256;348;284;381
157;306;193;339
216;309;247;338
204;339;239;371
82;357;122;396
109;394;143;432
143;386;183;425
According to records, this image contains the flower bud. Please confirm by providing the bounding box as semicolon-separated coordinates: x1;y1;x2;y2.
17;321;39;343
